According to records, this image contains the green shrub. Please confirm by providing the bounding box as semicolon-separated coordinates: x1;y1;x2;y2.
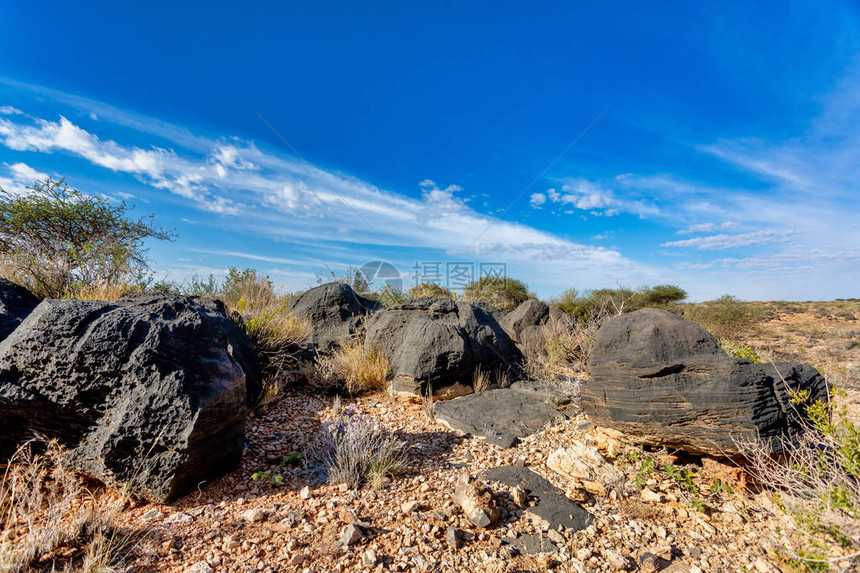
463;276;533;311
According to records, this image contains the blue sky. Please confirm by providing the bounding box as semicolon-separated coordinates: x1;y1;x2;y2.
1;1;859;301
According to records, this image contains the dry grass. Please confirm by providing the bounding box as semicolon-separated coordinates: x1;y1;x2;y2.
316;336;390;395
222;271;310;385
0;441;132;572
66;281;141;301
524;302;622;382
472;366;492;393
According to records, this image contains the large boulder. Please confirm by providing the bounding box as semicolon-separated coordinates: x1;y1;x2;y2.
583;308;828;456
365;297;522;396
0;294;256;502
288;282;381;350
0;279;40;343
499;298;571;351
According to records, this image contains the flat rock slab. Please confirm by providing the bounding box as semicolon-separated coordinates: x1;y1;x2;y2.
483;466;593;531
507;533;558;555
434;386;568;442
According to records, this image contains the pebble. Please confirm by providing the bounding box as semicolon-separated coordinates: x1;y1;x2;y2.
401;500;421;514
361;549;377;567
242;508;266;523
300;486;312;499
340;523;363;546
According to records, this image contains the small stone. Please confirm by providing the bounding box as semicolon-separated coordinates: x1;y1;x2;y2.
511;486;527;508
754;557;771;573
604;549;631;570
340;523;363;546
300;486;311;499
242;508;265;523
690;566;703;573
547;529;564;545
446;526;463;549
288;554;305;566
141;509;163;521
186;562;214;573
362;549;377;567
639;552;659;573
401;500;421;514
576;547;592;561
164;512;193;524
640;489;662;502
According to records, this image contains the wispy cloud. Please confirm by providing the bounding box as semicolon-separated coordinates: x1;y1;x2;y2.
0;101;654;295
0;161;50;195
677;221;738;234
661;230;796;250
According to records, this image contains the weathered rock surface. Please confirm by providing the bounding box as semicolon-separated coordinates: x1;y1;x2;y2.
483;466;593;531
364;297;522;396
499;299;570;351
0;279;39;343
434;385;569;444
288;282;381;350
0;294;255;502
583;308;829;455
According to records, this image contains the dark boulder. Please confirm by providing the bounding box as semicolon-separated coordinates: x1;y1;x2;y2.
288;282;381;351
0;294;255;502
0;279;40;343
583;308;828;455
499;298;572;352
364;297;522;396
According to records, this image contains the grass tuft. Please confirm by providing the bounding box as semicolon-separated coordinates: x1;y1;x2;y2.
315;336;389;395
0;441;133;572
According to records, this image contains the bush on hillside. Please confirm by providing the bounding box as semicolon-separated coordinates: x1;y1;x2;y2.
684;295;764;339
463;276;532;311
408;282;455;299
0;177;173;298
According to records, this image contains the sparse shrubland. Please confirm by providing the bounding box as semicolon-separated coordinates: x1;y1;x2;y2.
0;441;132;572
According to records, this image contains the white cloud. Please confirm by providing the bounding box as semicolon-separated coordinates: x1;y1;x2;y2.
661;230;796;250
0;162;49;195
0;115;240;214
531;178;659;217
0;105;23;116
677;221;739;234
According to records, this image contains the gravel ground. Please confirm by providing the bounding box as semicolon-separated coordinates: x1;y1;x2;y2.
115;383;842;573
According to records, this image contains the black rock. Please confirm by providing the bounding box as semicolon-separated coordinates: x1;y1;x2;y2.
583;308;829;455
288;282;381;351
434;386;568;440
499;299;571;352
0;294;255;502
483;465;593;531
364;297;522;396
0;279;40;343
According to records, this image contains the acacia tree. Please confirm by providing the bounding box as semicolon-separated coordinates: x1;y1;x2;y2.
0;177;174;298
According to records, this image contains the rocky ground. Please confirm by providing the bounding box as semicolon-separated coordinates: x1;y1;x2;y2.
118;383;839;573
